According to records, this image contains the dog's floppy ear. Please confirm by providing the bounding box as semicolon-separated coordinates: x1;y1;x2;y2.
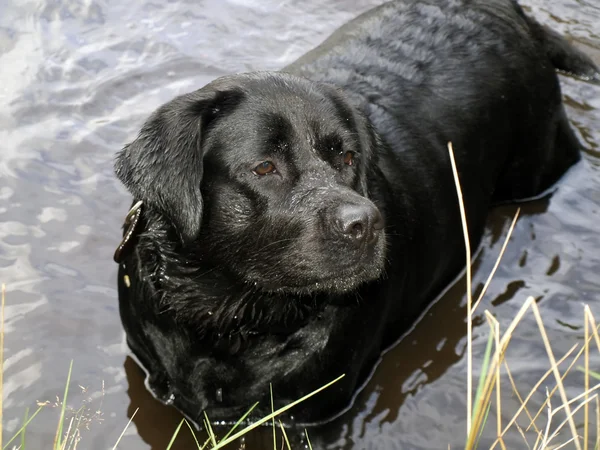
114;82;245;243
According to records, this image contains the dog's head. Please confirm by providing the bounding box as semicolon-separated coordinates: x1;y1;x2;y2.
115;72;386;295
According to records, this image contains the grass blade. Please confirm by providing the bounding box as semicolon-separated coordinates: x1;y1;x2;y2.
111;407;138;450
279;420;291;450
448;141;474;435
3;405;44;450
200;436;212;450
466;297;535;449
61;416;75;450
219;402;259;443
529;343;587;431
472;329;494;424
493;319;507;450
586;307;590;450
183;419;203;449
594;397;600;450
0;284;5;450
469;313;498;449
20;407;29;450
203;411;218;447
545;393;598;447
166;419;186;450
271;384;276;450
54;360;74;450
214;374;344;449
475;401;492;449
530;301;582;450
305;429;313;450
472;209;519;314
582;368;600;381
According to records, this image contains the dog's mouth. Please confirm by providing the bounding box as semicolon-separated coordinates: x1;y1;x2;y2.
249;244;387;295
287;267;384;295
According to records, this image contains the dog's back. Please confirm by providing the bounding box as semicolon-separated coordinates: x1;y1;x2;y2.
287;0;596;191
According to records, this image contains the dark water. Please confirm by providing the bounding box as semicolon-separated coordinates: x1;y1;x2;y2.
1;0;599;449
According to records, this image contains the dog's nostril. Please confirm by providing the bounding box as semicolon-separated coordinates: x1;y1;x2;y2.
337;203;381;244
351;222;364;238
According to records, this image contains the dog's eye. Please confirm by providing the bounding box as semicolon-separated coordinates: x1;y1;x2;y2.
254;161;277;176
343;151;355;166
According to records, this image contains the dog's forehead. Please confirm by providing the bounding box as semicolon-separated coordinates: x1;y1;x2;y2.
232;75;355;127
208;76;363;167
242;91;355;148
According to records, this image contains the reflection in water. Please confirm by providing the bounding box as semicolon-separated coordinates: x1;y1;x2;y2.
125;357;203;450
0;0;599;449
491;281;527;307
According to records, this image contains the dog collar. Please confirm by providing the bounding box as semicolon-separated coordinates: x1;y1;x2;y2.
114;200;144;264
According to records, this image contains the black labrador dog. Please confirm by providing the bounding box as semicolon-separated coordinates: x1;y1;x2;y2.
113;0;599;426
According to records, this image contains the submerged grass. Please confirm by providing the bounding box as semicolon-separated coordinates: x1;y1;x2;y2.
1;141;600;449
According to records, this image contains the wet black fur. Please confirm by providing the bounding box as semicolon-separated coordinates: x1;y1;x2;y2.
114;0;599;426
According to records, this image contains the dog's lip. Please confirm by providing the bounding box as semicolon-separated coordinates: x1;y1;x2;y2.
253;261;384;293
245;236;387;292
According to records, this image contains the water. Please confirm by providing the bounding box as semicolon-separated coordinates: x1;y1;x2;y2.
0;0;599;448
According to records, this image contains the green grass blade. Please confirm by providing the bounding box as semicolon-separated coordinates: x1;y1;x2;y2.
213;374;344;449
278;420;291;450
20;407;29;450
183;419;203;449
203;412;218;447
471;331;494;425
219;402;259;443
54;360;74;450
305;428;313;450
578;366;600;381
270;384;276;450
3;405;44;450
474;401;492;449
166;419;186;450
200;437;212;450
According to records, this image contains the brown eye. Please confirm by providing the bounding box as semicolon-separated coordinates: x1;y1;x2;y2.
254;161;276;176
343;151;355;166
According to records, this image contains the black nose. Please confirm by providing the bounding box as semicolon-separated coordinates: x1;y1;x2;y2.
336;204;383;244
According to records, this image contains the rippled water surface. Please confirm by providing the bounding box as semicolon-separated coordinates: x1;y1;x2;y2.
1;0;599;448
